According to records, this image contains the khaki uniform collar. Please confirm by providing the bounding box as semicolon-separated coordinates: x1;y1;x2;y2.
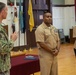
41;22;52;29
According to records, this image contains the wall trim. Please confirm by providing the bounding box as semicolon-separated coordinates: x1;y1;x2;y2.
52;4;75;7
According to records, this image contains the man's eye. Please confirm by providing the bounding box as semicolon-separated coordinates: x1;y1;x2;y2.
47;16;49;18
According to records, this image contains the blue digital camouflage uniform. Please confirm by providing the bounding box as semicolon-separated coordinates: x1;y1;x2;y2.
0;24;14;75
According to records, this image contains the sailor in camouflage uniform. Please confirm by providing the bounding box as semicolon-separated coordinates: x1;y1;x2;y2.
35;12;60;75
0;2;17;75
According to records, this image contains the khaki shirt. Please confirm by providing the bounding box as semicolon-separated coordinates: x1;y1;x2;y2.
74;40;76;48
35;22;60;50
35;22;59;75
73;26;76;38
73;26;76;48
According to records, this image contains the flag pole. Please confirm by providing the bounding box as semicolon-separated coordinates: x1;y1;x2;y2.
23;0;26;49
28;0;34;51
14;0;20;51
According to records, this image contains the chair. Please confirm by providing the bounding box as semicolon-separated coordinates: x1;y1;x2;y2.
58;29;65;43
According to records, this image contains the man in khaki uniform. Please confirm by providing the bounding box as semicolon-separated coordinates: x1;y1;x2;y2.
74;41;76;56
73;26;76;56
35;12;60;75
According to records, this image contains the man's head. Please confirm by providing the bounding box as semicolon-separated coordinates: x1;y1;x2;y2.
0;2;8;19
43;11;52;26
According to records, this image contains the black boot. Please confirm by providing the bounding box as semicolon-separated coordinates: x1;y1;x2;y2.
74;48;76;56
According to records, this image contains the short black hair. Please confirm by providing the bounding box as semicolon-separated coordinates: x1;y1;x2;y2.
0;2;6;12
43;11;51;17
43;11;50;14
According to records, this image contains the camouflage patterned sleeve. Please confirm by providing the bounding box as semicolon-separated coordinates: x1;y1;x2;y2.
0;29;14;54
6;39;14;51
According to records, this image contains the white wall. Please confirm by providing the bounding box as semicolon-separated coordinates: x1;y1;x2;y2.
52;7;64;29
64;7;75;35
52;6;75;36
64;0;75;36
52;0;75;36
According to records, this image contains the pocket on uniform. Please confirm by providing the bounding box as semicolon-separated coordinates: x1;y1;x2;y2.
44;29;51;37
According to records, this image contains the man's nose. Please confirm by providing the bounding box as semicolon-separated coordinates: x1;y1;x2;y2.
49;17;52;20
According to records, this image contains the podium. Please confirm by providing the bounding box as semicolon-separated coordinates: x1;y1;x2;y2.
70;29;76;43
58;29;65;43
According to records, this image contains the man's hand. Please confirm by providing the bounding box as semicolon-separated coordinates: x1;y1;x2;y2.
52;49;59;56
10;32;17;42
